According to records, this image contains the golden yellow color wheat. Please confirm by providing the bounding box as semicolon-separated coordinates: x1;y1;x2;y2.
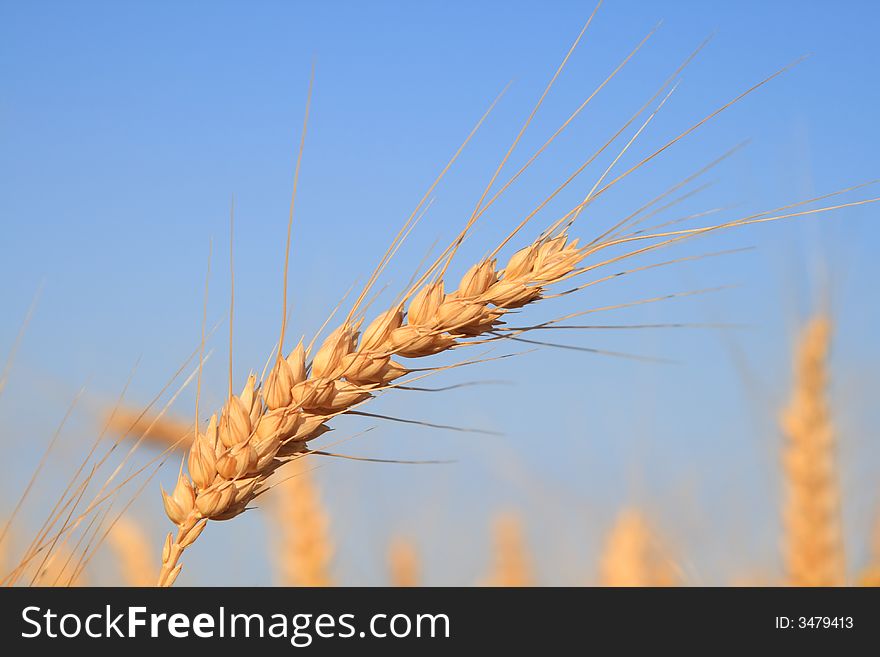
106;515;155;587
387;536;420;587
599;508;677;586
270;460;334;587
482;512;534;587
780;314;845;587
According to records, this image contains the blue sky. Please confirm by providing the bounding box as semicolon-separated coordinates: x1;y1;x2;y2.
1;0;878;584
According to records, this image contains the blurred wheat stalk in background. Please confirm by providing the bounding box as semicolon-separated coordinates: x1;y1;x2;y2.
599;509;677;586
106;515;154;587
780;313;846;586
270;460;334;587
388;537;421;587
482;512;534;587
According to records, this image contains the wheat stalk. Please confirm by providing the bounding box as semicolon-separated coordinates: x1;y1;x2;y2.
106;514;155;587
270;460;334;587
387;536;420;587
599;508;677;586
780;313;846;586
482;512;534;587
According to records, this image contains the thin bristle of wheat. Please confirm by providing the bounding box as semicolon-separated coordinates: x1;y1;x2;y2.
106;514;155;587
387;536;420;587
32;547;86;587
271;460;334;587
780;314;845;587
599;508;677;586
482;512;533;587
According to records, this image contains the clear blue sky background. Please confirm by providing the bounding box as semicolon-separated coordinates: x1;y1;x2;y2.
1;0;878;585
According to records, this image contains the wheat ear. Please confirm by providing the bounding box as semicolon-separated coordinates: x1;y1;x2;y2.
156;226;591;585
387;536;420;587
270;460;334;586
599;508;677;586
482;512;534;587
102;406;335;586
105;514;155;587
780;314;845;586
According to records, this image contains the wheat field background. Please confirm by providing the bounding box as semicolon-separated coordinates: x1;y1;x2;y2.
1;0;878;586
